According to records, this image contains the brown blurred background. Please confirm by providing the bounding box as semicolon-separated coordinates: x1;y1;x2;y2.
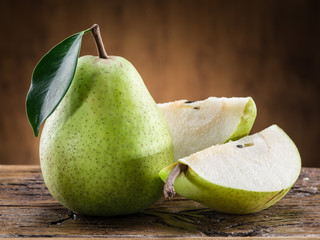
0;0;319;167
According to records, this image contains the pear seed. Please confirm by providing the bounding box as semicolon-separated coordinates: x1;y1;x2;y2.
244;143;254;147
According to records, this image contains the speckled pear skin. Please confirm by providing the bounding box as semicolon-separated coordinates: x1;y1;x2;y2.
159;163;290;214
40;55;174;216
228;97;257;141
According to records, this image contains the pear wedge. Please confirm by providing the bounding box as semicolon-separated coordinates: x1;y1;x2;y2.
158;97;257;161
159;125;301;214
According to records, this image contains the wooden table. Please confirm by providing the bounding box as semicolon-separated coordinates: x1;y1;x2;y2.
0;165;319;239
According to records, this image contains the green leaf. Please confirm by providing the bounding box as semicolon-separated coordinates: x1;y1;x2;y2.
26;29;90;137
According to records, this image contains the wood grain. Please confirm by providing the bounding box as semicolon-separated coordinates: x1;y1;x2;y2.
0;165;319;238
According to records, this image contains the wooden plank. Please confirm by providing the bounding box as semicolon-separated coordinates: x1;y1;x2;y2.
0;166;319;238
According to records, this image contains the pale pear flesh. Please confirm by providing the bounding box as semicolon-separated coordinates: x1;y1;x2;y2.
159;125;301;214
40;55;174;216
158;97;257;161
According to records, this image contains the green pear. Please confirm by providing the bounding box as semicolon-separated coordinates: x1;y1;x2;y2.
158;97;257;161
40;55;174;216
159;125;301;214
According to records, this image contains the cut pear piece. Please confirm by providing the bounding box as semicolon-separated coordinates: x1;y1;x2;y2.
158;97;257;161
159;125;301;214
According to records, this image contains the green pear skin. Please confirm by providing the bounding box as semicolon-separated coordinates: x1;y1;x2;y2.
159;163;290;214
227;97;257;141
40;55;174;216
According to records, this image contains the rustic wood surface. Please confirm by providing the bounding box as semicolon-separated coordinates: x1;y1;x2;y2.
0;165;319;239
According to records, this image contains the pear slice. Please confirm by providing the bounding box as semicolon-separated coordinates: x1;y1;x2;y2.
158;97;257;161
159;125;301;214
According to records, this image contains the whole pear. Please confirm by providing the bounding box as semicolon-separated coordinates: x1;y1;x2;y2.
40;55;174;216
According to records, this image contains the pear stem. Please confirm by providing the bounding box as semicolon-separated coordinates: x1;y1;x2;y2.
90;24;108;59
163;163;187;199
